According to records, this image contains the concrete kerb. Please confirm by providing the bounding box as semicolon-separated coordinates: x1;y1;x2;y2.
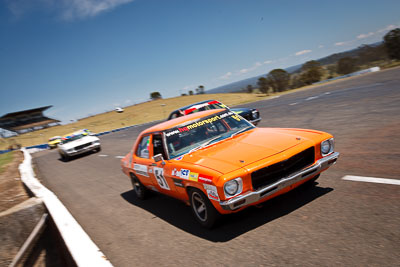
19;148;113;267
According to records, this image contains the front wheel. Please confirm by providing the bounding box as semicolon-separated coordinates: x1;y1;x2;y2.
130;173;148;200
60;153;69;161
189;188;220;229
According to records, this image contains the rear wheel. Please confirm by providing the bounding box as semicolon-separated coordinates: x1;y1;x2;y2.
189;188;220;229
130;173;147;200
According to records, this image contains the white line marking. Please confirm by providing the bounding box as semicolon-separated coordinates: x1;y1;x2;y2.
115;156;124;159
289;102;298;106
98;154;108;157
342;175;400;185
306;96;319;101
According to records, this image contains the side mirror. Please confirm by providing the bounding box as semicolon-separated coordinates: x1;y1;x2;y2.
153;154;165;165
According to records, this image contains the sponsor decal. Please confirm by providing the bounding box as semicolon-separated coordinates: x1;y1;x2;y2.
180;169;190;179
172;168;212;184
203;184;220;201
198;174;213;184
231;114;241;121
134;164;149;177
173;178;184;188
175;156;184;161
189;172;199;182
165;111;235;137
153;167;170;190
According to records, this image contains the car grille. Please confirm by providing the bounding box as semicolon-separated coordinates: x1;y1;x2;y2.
251;147;315;190
75;143;92;150
241;113;252;121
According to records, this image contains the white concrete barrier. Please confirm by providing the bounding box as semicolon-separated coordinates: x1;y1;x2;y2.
19;148;113;267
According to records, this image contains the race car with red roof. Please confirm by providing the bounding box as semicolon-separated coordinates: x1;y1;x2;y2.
121;109;339;228
167;100;261;125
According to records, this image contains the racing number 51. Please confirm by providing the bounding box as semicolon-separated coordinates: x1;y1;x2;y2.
153;167;170;190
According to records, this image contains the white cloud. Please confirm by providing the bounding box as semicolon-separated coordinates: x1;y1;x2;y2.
378;24;397;33
318;45;324;49
61;0;134;20
295;49;312;56
357;32;375;39
6;0;134;20
220;72;232;80
335;41;347;46
263;60;273;64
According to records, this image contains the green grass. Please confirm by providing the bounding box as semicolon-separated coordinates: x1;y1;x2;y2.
0;151;14;174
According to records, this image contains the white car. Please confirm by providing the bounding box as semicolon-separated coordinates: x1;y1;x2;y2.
58;129;101;160
115;107;124;113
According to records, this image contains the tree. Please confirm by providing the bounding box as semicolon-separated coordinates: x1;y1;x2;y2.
357;44;387;65
246;84;253;93
384;28;400;60
196;85;205;94
150;92;162;100
290;75;305;89
266;69;290;92
189;90;194;95
337;57;357;75
299;60;323;85
257;77;269;94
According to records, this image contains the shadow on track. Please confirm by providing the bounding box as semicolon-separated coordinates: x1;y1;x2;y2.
121;181;333;242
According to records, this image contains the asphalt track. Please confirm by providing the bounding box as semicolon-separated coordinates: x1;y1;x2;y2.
33;67;400;266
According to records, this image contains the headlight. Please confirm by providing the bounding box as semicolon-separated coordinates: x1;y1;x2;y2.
93;140;100;144
321;138;334;156
252;110;259;119
224;178;243;197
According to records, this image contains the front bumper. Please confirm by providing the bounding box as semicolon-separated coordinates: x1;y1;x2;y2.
219;152;339;211
61;143;100;156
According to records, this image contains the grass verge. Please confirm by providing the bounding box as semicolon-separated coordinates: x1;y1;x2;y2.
0;152;14;174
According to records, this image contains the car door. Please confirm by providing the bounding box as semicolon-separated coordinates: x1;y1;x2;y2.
147;134;180;197
132;135;157;188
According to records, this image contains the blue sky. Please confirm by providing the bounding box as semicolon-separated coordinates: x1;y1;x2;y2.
1;0;399;123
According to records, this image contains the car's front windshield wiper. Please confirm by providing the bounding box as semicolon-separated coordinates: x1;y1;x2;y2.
230;126;254;138
188;135;224;153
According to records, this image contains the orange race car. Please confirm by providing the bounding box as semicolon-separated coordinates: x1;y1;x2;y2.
121;109;339;228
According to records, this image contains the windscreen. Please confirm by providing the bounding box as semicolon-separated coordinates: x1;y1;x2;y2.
164;110;254;159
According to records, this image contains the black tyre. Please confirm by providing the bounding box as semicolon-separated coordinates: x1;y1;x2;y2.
60;153;69;162
95;146;101;152
188;188;220;229
130;173;147;200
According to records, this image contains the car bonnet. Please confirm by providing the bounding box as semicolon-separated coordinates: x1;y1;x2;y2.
175;128;315;175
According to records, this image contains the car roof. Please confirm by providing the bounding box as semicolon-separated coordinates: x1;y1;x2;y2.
144;109;225;134
62;129;89;138
175;99;217;111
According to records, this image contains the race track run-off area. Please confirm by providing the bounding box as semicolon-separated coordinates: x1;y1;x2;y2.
33;68;400;266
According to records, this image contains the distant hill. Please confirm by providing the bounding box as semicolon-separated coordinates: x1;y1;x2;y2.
207;42;382;94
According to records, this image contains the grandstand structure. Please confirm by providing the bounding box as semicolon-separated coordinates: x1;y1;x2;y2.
0;106;60;136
